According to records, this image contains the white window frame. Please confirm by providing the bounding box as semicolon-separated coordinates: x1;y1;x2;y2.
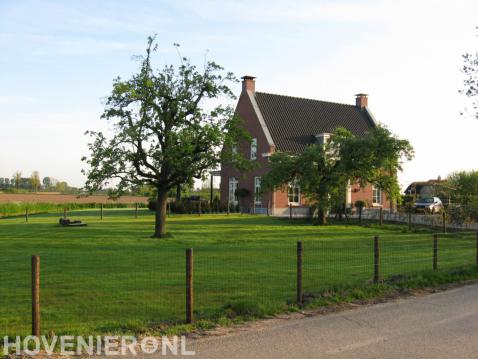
315;133;331;145
228;177;238;205
250;138;257;160
287;181;301;205
254;176;262;204
372;186;382;205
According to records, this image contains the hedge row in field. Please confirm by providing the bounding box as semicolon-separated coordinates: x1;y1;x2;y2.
0;202;147;218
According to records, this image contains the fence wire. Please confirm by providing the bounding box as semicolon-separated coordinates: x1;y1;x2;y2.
1;210;477;338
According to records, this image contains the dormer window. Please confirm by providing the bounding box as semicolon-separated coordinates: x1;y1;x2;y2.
315;133;331;145
251;138;257;160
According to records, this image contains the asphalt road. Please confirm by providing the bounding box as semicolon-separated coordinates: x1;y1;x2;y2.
154;284;478;359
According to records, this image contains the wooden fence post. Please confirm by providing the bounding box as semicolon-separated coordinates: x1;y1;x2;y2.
186;248;194;323
374;236;380;284
25;207;29;222
198;200;201;217
267;200;270;216
100;203;103;220
442;212;447;233
31;255;40;336
253;202;256;215
210;175;214;208
135;203;138;219
227;200;230;215
63;207;67;219
408;207;412;231
289;204;292;220
297;241;303;306
379;207;383;226
433;234;438;271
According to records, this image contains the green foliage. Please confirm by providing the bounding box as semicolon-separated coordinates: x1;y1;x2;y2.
81;36;250;237
447;203;478;224
13;171;21;190
147;198;236;214
235;187;251;198
263;125;414;224
447;170;478;205
0;202;144;218
0;202;58;217
354;200;366;210
30;171;41;192
444;171;478;223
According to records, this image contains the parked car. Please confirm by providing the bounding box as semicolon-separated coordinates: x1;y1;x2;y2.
414;197;443;214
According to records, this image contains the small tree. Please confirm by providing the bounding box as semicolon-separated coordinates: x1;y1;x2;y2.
82;37;250;237
56;181;68;193
263;126;413;225
235;187;251;211
42;177;53;189
447;170;478;205
13;171;21;190
30;171;41;192
355;200;366;224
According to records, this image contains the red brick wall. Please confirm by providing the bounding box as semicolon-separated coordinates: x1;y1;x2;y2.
274;183;387;212
220;90;274;208
350;182;390;209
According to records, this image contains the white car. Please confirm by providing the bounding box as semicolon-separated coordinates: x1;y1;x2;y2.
414;197;443;214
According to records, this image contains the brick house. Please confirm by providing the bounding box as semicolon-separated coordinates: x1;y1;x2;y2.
220;76;389;216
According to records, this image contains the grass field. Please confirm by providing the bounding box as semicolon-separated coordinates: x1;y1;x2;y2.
1;210;477;337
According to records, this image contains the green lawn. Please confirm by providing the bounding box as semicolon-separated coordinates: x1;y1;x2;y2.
0;209;476;337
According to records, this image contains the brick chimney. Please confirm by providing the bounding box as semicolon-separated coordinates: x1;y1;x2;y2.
242;75;256;93
355;93;368;108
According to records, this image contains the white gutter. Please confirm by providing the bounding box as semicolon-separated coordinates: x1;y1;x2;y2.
247;90;275;147
364;106;379;127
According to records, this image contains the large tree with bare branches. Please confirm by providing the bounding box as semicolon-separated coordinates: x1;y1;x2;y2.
82;37;249;237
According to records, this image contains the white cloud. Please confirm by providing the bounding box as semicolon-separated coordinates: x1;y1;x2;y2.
0;95;34;105
183;0;386;23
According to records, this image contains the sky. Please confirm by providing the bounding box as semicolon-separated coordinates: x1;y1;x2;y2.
0;0;477;189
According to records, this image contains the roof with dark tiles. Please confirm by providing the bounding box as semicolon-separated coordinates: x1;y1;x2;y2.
254;91;377;153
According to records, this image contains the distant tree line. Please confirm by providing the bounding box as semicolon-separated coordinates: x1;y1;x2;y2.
0;170;72;193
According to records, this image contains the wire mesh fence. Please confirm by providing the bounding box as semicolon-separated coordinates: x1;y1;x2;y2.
1;211;478;339
350;207;478;231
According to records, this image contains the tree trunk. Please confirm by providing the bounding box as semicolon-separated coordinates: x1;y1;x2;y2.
176;184;181;201
338;205;343;221
154;190;169;238
317;207;327;225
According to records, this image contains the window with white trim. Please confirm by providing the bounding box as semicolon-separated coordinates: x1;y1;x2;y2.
228;177;238;205
372;186;382;205
254;176;261;204
288;181;300;205
250;138;257;160
315;133;331;145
